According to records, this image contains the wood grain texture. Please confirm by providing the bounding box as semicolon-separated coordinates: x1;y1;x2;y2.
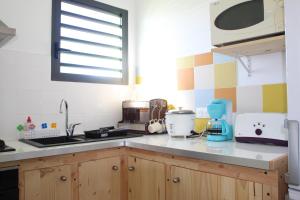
127;148;279;186
128;156;165;200
16;147;287;200
236;179;249;200
263;185;272;200
218;176;236;200
24;165;72;200
249;182;263;200
79;157;121;200
169;166;218;200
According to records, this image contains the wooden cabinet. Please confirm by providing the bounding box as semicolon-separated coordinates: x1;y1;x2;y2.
169;166;218;200
169;166;272;200
18;147;286;200
24;165;72;200
78;157;121;200
128;156;166;200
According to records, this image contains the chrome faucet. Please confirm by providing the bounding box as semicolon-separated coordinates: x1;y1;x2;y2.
59;99;80;137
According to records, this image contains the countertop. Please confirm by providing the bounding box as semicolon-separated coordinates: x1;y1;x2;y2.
0;135;288;170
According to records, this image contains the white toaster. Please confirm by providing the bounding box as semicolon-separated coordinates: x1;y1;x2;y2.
235;113;288;146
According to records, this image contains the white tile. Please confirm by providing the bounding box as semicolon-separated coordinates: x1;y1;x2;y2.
194;65;214;90
238;52;286;86
237;86;263;113
175;90;195;111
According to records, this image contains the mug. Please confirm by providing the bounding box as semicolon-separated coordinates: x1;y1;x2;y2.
148;120;163;133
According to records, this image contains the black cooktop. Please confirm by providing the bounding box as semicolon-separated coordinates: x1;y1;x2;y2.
0;139;15;152
0;145;15;152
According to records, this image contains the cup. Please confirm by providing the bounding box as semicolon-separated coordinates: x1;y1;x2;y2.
148;120;163;133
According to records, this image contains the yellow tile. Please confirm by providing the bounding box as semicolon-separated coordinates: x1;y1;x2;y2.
214;62;237;89
263;83;287;113
194;118;209;133
176;56;195;69
135;75;142;85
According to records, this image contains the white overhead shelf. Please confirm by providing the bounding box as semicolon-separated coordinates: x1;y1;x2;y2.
0;20;16;47
212;35;285;57
212;35;285;76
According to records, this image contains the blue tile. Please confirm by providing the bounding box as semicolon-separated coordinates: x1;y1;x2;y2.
213;53;235;64
195;89;215;108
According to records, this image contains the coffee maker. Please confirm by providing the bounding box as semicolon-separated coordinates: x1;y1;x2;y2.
118;101;150;132
205;99;233;141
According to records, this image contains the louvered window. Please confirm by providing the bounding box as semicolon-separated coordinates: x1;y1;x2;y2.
51;0;128;84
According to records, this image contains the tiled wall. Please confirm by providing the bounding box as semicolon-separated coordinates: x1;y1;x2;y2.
177;52;287;132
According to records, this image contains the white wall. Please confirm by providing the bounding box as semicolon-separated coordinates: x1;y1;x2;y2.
134;0;211;109
134;0;286;111
0;0;136;140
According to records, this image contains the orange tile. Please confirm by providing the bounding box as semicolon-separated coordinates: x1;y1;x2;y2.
195;52;213;66
177;68;194;90
215;88;237;112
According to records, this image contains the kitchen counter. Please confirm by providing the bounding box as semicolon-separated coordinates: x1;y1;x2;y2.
0;135;288;170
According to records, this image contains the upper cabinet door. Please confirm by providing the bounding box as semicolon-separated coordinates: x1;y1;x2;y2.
128;156;166;200
78;156;121;200
24;165;73;200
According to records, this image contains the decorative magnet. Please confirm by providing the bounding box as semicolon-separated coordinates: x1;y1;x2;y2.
17;124;24;132
41;123;48;129
51;123;57;129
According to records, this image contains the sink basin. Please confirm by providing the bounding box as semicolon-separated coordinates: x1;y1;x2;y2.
20;136;84;148
19;129;144;148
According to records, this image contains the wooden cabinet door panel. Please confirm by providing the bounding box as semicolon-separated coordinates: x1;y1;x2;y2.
79;156;121;200
170;166;218;200
128;156;165;200
218;176;236;200
24;165;72;200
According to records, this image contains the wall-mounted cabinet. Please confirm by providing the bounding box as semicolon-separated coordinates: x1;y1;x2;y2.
0;20;16;47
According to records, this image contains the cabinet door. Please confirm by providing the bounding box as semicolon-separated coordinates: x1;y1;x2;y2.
170;166;269;200
24;165;72;200
128;156;165;200
79;156;121;200
170;166;218;200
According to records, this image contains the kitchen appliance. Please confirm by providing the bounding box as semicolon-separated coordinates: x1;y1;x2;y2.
205;99;233;141
165;109;195;137
118;101;150;132
210;0;285;46
0;167;19;200
285;1;300;198
0;139;15;152
235;113;288;146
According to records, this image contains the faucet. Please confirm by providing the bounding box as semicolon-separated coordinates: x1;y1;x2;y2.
59;99;80;137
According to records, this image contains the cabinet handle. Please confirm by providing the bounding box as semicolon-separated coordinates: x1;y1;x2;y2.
112;165;119;171
172;177;180;183
128;166;135;171
60;176;68;182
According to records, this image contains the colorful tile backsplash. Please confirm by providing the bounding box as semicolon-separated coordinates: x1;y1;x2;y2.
176;52;288;115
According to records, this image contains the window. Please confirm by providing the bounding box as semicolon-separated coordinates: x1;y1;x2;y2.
51;0;128;84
